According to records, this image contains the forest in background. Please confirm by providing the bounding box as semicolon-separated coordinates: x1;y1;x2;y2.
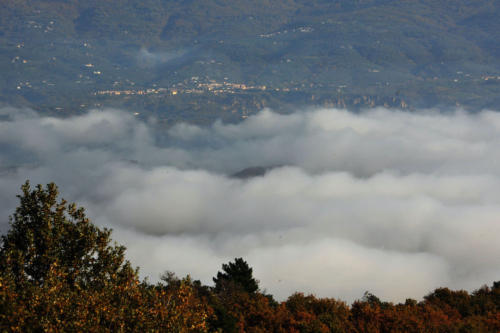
1;181;500;332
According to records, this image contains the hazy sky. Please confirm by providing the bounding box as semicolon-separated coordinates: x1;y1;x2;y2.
1;106;500;302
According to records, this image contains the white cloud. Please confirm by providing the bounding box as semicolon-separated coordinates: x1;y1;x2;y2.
2;106;500;302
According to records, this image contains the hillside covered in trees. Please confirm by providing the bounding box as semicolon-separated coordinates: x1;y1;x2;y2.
2;0;500;124
1;182;500;332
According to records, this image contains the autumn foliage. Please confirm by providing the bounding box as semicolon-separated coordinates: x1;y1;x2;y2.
1;182;500;332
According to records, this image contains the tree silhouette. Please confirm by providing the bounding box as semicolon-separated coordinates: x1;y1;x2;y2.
213;257;259;294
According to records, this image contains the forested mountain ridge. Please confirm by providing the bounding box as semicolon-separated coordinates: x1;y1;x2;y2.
1;0;500;124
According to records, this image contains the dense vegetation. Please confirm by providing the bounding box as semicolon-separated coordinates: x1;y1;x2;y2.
2;0;500;124
1;181;500;332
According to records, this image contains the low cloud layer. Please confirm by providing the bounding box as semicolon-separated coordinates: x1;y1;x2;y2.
1;106;500;302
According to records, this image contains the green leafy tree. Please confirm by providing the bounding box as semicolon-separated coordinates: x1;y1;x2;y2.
0;181;136;290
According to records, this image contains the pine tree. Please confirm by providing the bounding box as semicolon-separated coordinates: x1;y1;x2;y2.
213;257;259;294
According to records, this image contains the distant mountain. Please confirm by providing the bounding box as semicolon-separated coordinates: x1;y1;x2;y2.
1;0;500;123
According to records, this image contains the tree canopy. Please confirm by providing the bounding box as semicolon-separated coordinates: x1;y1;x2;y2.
0;181;136;289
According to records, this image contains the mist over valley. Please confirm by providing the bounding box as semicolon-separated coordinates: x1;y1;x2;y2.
2;107;500;302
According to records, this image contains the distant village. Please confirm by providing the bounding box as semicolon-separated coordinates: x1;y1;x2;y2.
92;72;323;98
94;80;269;97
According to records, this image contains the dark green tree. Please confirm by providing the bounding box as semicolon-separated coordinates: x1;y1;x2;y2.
213;257;259;294
0;181;136;289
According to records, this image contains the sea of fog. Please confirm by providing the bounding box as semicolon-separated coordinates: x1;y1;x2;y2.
1;106;500;302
